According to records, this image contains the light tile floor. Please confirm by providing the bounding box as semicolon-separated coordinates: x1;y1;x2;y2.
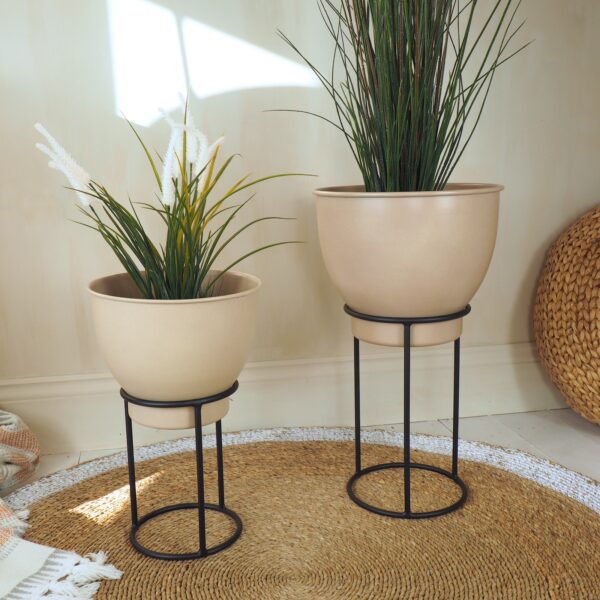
5;408;599;497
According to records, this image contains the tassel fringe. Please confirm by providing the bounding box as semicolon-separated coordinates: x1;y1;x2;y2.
6;549;122;599
13;509;30;535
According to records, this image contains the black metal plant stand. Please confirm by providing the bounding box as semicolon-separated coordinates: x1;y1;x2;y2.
121;382;242;560
345;304;471;519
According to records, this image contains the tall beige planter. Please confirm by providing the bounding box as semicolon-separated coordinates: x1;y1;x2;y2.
314;184;502;347
88;270;260;429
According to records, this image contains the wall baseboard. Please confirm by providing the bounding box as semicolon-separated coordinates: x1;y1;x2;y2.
0;342;565;454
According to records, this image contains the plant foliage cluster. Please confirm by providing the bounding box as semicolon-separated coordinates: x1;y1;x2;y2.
281;0;529;192
36;108;300;300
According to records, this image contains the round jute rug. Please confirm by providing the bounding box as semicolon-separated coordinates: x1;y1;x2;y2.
7;429;600;599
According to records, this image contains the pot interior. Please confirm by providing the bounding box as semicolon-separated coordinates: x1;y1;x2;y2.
89;270;259;301
315;183;504;195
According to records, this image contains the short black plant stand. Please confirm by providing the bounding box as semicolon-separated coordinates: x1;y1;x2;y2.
345;305;470;519
121;382;242;560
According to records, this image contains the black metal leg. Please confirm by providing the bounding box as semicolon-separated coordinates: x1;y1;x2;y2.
124;401;138;527
122;385;242;560
452;338;461;478
354;337;361;473
403;324;412;515
195;406;207;556
216;420;225;509
345;306;469;519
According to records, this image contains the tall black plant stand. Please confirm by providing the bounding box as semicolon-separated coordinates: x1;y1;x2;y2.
345;305;470;519
121;382;242;560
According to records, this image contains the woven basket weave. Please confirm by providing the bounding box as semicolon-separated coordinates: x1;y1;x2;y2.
533;205;600;425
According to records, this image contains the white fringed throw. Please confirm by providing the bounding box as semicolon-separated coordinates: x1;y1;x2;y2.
0;411;121;598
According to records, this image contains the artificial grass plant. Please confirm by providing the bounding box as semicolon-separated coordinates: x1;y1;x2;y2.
279;0;530;192
35;105;302;300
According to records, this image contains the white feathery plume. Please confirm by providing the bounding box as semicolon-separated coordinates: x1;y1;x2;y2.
34;123;92;207
184;111;200;164
159;107;223;206
161;124;181;207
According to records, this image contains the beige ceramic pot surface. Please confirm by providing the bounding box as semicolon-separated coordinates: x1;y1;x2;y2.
314;184;502;347
88;270;260;429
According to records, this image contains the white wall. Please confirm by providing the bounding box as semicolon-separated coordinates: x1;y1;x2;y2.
1;0;597;451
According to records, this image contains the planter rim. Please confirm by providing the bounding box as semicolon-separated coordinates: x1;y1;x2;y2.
88;269;261;305
314;182;504;198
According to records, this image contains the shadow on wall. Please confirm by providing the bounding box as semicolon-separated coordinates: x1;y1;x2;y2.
509;213;566;406
106;0;320;127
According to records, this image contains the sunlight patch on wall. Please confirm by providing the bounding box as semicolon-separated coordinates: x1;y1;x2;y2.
107;0;186;127
107;0;319;127
181;19;319;99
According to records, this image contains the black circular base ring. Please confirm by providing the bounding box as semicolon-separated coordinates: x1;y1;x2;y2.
130;502;243;560
347;462;468;519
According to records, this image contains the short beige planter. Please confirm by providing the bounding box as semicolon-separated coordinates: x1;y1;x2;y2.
314;184;502;347
89;270;260;429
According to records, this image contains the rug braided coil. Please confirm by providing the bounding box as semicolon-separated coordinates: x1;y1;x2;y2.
9;431;600;599
534;204;600;425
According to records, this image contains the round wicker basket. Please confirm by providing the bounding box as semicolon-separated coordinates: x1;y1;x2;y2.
533;205;600;425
